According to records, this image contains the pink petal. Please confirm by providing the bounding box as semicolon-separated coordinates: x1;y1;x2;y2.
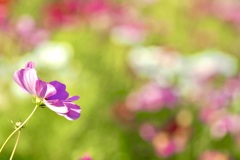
25;61;35;68
14;69;25;89
14;68;38;95
22;68;38;95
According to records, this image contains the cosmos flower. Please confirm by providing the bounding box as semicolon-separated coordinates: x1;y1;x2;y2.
14;61;81;120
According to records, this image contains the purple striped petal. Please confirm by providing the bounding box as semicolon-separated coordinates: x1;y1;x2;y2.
14;69;25;89
64;109;81;120
62;103;81;120
14;68;38;95
36;80;47;98
45;83;57;98
22;68;38;95
48;81;69;100
35;80;57;98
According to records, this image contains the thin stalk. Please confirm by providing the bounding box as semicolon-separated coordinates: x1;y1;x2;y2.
9;131;21;160
0;105;38;155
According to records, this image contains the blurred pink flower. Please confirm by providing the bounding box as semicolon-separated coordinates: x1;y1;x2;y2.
212;0;240;26
200;106;221;123
139;123;156;141
14;61;81;120
199;150;231;160
223;76;240;97
200;90;230;110
193;0;240;27
153;132;176;158
210;115;233;138
210;114;240;138
15;16;49;48
126;83;178;111
150;119;191;158
112;102;135;124
111;22;147;45
80;154;92;160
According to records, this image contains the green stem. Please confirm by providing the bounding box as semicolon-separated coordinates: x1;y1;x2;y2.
0;105;38;155
9;130;21;160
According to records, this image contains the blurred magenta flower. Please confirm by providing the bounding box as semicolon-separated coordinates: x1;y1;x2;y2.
44;0;112;27
80;154;92;160
0;0;9;28
140;117;191;158
14;61;81;120
153;132;176;158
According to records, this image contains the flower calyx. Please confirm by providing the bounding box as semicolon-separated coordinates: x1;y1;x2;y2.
11;121;25;130
34;97;46;108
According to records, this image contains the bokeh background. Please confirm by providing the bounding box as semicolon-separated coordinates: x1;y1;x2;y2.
1;0;240;160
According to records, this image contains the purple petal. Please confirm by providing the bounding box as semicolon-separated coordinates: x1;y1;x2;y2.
14;68;38;95
66;96;80;101
47;81;69;100
64;103;81;120
44;99;68;113
66;103;81;111
57;103;81;120
36;80;47;98
14;69;25;89
64;109;81;120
